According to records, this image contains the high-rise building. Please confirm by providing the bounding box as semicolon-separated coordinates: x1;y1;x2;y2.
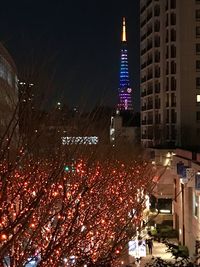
140;0;200;148
118;17;133;111
0;42;18;143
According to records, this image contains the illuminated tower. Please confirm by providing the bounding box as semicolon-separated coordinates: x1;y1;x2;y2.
118;17;133;111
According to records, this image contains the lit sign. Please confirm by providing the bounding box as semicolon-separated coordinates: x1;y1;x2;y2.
61;136;98;145
195;173;200;190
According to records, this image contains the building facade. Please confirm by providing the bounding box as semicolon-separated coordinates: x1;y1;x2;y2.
0;42;18;141
140;0;200;148
171;149;200;262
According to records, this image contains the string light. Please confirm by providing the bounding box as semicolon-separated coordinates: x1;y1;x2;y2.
0;156;155;266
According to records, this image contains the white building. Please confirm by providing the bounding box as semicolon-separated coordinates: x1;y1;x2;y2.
140;0;200;148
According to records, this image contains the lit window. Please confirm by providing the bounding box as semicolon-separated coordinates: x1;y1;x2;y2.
197;95;200;102
194;193;199;218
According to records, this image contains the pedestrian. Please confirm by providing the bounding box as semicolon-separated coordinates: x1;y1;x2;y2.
135;257;141;267
147;238;153;255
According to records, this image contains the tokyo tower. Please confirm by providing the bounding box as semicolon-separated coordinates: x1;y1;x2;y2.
118;17;133;111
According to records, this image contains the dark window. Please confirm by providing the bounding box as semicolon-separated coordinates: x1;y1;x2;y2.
155;66;160;78
171;61;176;74
197;44;200;54
196;77;200;87
155;51;160;62
166;46;169;59
154;5;160;16
171;29;176;41
170;0;176;9
197;128;200;137
171;109;176;123
171;125;176;139
166;77;169;91
171;13;176;25
171;45;176;58
166;94;169;107
171;93;176;107
196;26;200;37
166;61;169;75
197;111;200;120
171;77;176;90
166;14;169;26
196;10;200;20
166;125;169;139
166;29;169;43
155;36;160;47
165;0;169;10
154;20;160;32
197;60;200;71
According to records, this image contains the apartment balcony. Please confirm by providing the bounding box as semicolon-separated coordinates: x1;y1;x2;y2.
155;71;160;78
147;43;153;51
155;40;160;48
141;105;147;111
155;102;161;109
141;76;147;83
141;33;147;42
155;85;160;93
155;119;161;124
147;119;153;124
147;87;153;95
147;59;153;66
141;62;147;69
154;24;160;32
141;48;147;56
142;134;148;139
154;6;160;17
147;12;153;22
141;91;147;97
155;53;160;63
147;103;153;110
147;74;153;80
171;102;176;107
147;28;153;37
141;134;153;140
147;0;152;7
140;5;146;14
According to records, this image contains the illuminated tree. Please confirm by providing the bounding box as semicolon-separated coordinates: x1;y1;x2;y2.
0;138;157;267
0;71;157;266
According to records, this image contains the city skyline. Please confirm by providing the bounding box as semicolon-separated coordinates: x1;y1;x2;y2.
0;0;140;111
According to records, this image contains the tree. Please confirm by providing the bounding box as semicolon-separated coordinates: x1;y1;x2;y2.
0;117;157;267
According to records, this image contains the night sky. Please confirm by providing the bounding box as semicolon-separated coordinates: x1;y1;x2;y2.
0;0;140;111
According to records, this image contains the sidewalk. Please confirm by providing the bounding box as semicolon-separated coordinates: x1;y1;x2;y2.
139;240;174;267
